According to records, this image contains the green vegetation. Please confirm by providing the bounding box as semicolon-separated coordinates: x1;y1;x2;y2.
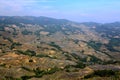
71;53;102;64
84;70;120;79
21;75;32;80
11;42;22;50
73;39;79;44
85;55;102;63
43;25;63;34
64;53;72;60
3;37;13;43
87;41;102;51
21;66;32;72
34;30;40;36
49;42;62;50
64;62;86;72
21;66;60;79
33;68;45;77
64;65;76;72
17;50;36;56
46;67;60;74
12;28;18;35
22;29;32;35
105;38;120;52
0;63;6;67
12;31;18;35
71;53;81;61
36;54;57;59
0;26;4;31
109;38;120;46
74;62;86;68
105;44;120;52
94;70;116;77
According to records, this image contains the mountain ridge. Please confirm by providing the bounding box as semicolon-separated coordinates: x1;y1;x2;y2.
0;16;120;24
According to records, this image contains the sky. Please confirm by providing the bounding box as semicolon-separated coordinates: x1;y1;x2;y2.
0;0;120;23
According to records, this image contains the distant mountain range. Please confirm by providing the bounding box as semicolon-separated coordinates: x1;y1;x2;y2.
0;16;70;25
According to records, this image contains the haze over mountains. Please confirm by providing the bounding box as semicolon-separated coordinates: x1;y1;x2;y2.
0;0;120;23
0;16;120;80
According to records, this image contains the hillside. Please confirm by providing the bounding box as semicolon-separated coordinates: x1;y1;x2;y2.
0;16;120;80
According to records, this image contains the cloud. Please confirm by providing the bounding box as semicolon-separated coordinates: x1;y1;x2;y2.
0;0;56;9
0;0;57;16
31;0;56;3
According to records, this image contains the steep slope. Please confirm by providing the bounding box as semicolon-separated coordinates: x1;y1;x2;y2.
0;16;120;80
85;22;120;60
